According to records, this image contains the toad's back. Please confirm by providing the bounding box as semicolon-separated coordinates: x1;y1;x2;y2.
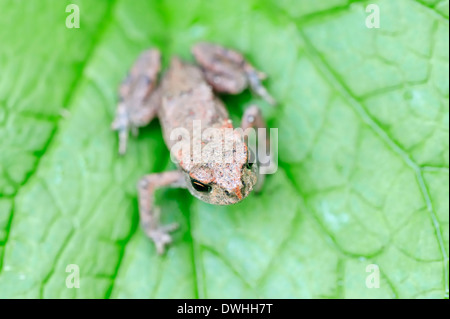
157;58;229;150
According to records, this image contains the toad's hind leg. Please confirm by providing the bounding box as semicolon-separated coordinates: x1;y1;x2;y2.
112;49;162;155
192;42;276;105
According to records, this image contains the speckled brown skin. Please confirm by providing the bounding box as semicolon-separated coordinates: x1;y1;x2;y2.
112;43;274;254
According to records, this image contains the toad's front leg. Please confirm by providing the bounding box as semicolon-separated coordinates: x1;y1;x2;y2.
138;171;186;254
241;105;275;191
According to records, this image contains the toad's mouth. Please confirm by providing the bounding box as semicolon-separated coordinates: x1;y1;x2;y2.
227;180;253;204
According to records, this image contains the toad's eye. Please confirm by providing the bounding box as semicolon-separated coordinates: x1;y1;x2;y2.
191;178;212;193
245;149;255;169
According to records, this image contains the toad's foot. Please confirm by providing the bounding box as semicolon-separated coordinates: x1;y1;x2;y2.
143;209;179;255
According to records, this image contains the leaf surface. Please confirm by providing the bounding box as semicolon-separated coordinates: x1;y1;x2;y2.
0;0;448;298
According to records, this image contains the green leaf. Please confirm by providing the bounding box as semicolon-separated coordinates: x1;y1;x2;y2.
0;0;448;298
